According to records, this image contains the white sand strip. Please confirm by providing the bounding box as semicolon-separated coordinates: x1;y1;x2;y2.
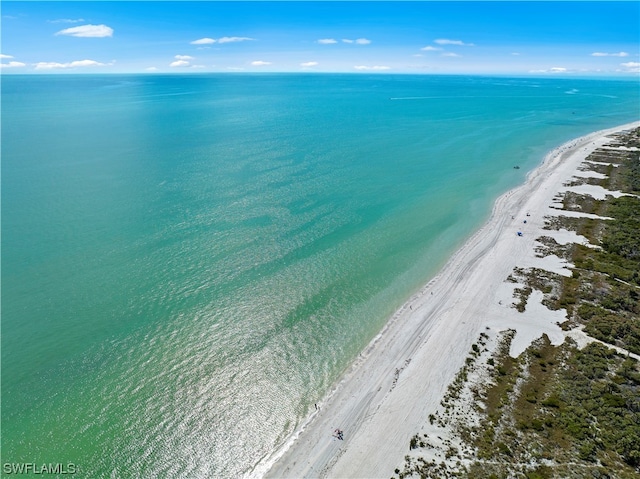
584;160;619;167
560;183;633;200
566;326;640;361
600;145;640;152
573;170;607;179
546;209;615;220
259;121;640;479
543;228;594;247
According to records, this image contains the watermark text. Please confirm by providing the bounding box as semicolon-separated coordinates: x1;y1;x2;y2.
3;463;77;475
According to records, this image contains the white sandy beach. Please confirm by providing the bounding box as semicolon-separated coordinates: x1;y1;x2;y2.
259;121;640;479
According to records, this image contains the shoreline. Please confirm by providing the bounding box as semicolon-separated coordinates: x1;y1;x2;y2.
257;121;640;479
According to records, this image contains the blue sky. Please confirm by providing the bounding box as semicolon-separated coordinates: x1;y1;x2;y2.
1;1;639;75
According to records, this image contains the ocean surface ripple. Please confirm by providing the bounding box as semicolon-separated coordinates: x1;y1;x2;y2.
2;74;638;477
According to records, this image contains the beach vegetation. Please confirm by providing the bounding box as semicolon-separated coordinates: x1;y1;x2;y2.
467;338;639;478
395;128;640;479
526;130;640;354
561;190;606;215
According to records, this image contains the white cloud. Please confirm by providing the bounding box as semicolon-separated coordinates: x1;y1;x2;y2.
55;24;113;38
34;59;108;70
146;67;158;71
442;52;461;57
620;62;640;73
317;38;338;44
71;60;106;67
300;61;318;67
1;54;14;59
529;67;568;73
218;36;254;44
0;61;26;68
341;38;371;45
190;36;254;45
354;65;390;71
49;18;85;24
170;55;193;67
434;38;474;46
591;52;629;57
191;64;206;68
251;60;271;66
420;46;442;52
191;38;216;45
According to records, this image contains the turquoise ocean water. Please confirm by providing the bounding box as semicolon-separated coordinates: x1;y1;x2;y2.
2;74;638;477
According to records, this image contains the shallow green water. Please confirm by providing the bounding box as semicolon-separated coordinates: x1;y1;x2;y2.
2;74;638;477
